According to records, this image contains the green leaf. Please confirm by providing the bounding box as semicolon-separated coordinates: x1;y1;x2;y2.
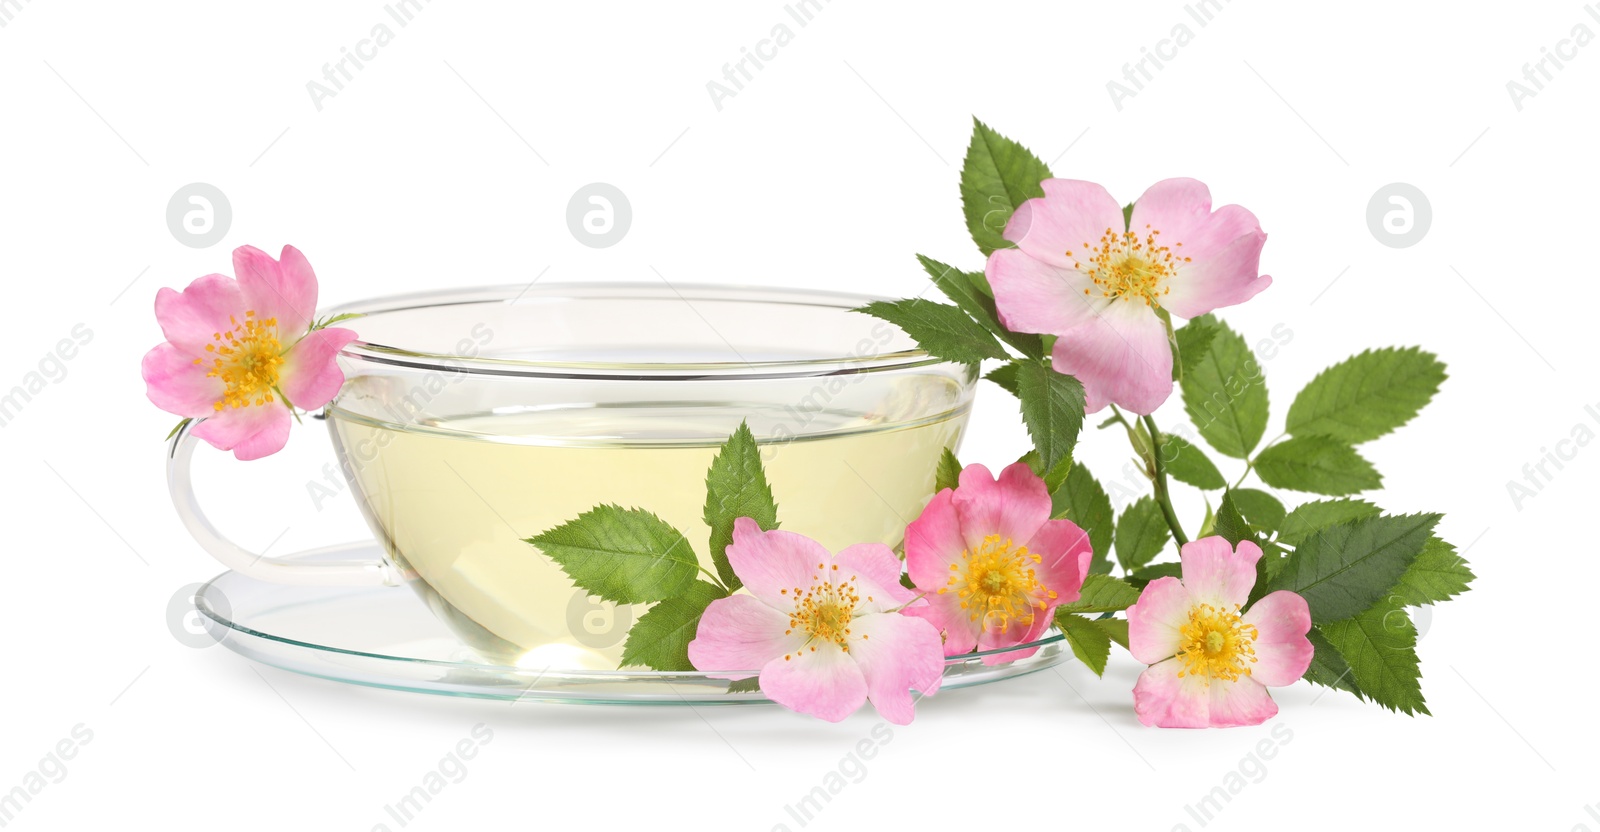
1278;499;1381;546
527;505;701;605
1303;626;1366;700
1254;435;1382;495
1197;499;1215;538
1056;612;1111;676
1057;574;1141;613
1213;490;1258;548
619;580;726;671
1179;315;1268;459
1391;536;1475;606
960;119;1051;256
1264;513;1441;622
1158;433;1226;490
1127;561;1182;590
1175;320;1218;379
985;361;1020;396
1318;601;1429;715
1230;488;1287;532
1095;617;1130;650
935;447;962;494
1015;360;1086;476
1286;347;1447;444
726;677;762;693
1114;497;1171;572
856;298;1008;365
703;422;779;592
1051;464;1113;573
918;254;1045;359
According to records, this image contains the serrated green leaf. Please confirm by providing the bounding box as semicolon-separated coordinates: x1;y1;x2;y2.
1391;536;1475;606
1254;435;1382;495
528;505;701;605
1051;464;1113;573
1303;626;1366;700
1057;573;1141;613
1213;490;1258;548
703;422;779;592
935;447;962;494
1318;601;1429;715
1115;496;1171;573
1056;612;1111;676
856;298;1008;364
1278;499;1381;546
1286;347;1447;444
1230;488;1287;532
917;254;1045;359
1265;513;1441;622
1127;561;1183;590
985;361;1020;396
726;677;762;694
1095;617;1130;650
1159;433;1227;490
1015;359;1086;476
1180;315;1268;459
960;119;1052;256
619;580;727;671
1175;321;1219;380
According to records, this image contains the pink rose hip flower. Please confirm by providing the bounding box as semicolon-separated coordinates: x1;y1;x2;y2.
986;178;1271;414
904;462;1092;664
141;244;356;460
686;518;945;724
1127;536;1313;728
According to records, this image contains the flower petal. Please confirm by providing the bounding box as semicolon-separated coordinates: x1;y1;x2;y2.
905;488;967;591
1207;676;1278;727
190;404;291;461
974;607;1049;664
725;518;832;608
1003;179;1125;269
1180;537;1261;610
987;247;1100;336
1133;658;1212;728
234;244;318;335
902;596;979;656
141;342;223;417
1026;517;1094;605
1164;230;1271;319
153;273;245;356
951;462;1050;552
1127;576;1193;665
1242;590;1314;687
833;542;915;613
846;612;945;725
758;641;868;723
686;594;805;678
281;327;357;411
1127;179;1255;261
1049;296;1173;414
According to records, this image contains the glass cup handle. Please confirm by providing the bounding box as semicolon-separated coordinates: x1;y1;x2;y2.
166;419;405;587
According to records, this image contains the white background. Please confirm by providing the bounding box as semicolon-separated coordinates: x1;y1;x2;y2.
1;0;1595;829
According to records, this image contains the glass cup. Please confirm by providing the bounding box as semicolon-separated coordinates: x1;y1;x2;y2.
168;283;977;668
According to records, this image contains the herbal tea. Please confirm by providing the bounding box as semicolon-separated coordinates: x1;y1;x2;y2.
329;392;966;669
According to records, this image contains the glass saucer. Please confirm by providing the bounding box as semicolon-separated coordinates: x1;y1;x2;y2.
195;543;1069;706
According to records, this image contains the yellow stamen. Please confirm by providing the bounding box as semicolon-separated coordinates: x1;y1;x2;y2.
1176;603;1259;682
204;312;284;411
939;534;1052;634
1070;225;1188;308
